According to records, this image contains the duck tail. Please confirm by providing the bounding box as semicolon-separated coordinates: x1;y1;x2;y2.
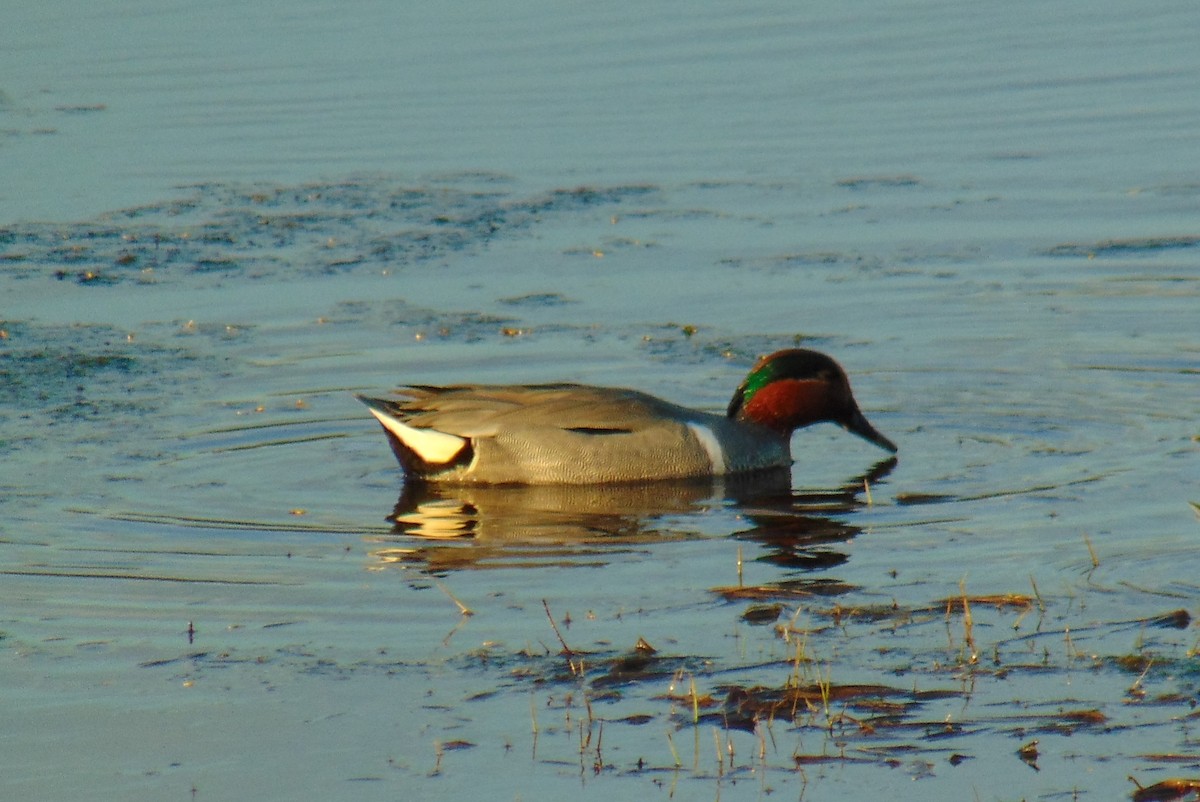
356;395;472;474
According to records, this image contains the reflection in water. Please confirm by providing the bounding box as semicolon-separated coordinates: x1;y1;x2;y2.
367;459;896;575
732;458;898;574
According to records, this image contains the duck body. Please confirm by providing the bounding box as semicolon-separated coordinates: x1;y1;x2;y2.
360;349;896;485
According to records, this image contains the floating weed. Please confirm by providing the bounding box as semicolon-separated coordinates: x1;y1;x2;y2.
1143;609;1192;629
374;572;1200;792
1025;708;1109;736
1129;776;1200;802
665;730;681;768
816;663;833;721
710;578;856;601
937;593;1035;613
959;579;978;666
741;603;784;625
1126;657;1155;701
432;578;473;616
1030;574;1047;613
662;678;718;715
1016;738;1039;770
1065;626;1080;661
541;599;577;668
1084;531;1101;569
1044;234;1200;257
695;681;940;733
784;630;814;689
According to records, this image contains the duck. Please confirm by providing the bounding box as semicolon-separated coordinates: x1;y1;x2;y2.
358;348;896;485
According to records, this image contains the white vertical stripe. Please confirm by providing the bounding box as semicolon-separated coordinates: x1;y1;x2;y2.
686;422;727;475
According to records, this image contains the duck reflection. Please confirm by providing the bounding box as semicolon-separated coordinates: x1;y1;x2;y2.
732;458;898;572
369;458;896;575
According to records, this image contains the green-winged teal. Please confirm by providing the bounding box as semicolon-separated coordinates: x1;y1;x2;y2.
359;348;896;484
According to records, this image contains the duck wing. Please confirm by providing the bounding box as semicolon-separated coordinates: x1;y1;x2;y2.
392;383;690;437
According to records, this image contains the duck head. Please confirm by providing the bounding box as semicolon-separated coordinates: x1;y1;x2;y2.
727;349;897;453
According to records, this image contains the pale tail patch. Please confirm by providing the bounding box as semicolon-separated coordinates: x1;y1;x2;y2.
686;422;727;475
366;407;467;465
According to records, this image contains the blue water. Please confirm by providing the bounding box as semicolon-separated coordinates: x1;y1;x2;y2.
2;1;1199;800
6;1;1198;223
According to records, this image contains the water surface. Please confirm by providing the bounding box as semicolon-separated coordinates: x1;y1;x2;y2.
2;1;1199;800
